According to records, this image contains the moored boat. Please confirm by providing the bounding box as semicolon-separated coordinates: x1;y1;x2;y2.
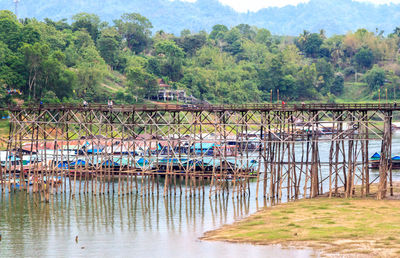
369;152;400;169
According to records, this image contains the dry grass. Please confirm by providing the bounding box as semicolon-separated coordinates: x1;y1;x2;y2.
0;120;9;150
202;197;400;257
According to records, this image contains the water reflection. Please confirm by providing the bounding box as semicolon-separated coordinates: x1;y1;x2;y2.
0;191;314;257
4;137;400;257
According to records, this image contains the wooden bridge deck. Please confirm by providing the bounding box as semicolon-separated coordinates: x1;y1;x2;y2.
2;103;400;112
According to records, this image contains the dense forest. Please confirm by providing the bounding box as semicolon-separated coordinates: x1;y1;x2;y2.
4;0;400;36
0;9;400;106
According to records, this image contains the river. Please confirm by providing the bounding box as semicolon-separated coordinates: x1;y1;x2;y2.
2;135;400;258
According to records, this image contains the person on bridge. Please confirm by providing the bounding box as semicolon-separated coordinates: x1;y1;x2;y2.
108;99;113;109
83;100;88;108
282;101;286;108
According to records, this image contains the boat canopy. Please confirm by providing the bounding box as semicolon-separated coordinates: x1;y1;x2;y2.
371;152;381;160
158;158;183;165
192;143;217;150
57;161;69;169
87;147;103;154
101;160;120;167
70;160;89;166
136;158;150;166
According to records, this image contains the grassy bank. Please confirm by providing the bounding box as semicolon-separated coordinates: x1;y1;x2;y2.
0;119;9;150
203;197;400;256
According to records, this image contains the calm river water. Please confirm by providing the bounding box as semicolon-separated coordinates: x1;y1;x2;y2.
0;190;316;258
2;136;400;258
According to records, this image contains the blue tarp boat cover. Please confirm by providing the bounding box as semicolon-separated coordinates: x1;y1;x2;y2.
137;158;149;165
392;156;400;161
102;161;120;166
57;161;69;169
371;152;381;159
70;160;88;166
87;148;103;154
192;143;216;150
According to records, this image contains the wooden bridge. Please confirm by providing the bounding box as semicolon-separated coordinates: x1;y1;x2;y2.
0;103;397;200
3;102;400;111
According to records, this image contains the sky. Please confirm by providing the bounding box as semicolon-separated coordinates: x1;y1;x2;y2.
176;0;400;12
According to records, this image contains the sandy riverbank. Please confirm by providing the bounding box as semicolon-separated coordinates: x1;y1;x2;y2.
202;184;400;257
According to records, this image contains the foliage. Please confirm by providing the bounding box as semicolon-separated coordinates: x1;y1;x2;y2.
331;73;344;96
42;90;60;103
114;13;153;54
0;10;398;105
296;31;323;58
72;13;102;42
210;24;228;40
8;0;400;37
354;47;374;69
97;27;122;69
175;32;207;56
74;45;108;101
364;65;386;91
125;56;158;99
0;81;11;106
316;59;334;95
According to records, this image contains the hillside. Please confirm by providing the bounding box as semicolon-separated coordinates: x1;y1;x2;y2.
0;8;399;107
2;0;400;35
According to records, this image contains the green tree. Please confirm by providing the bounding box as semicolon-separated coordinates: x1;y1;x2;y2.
126;66;158;99
39;51;75;99
176;32;207;56
0;41;25;91
65;30;95;67
322;35;344;66
114;13;153;53
72;29;95;50
354;47;374;69
21;42;50;99
316;59;334;94
223;28;243;55
44;18;71;31
296;63;318;99
0;81;12;110
74;46;108;101
34;21;68;50
255;28;273;47
97;27;122;69
331;73;344;95
72;13;102;42
296;32;323;58
21;23;41;45
209;24;228;40
239;41;268;64
235;24;256;41
155;40;185;81
42;90;60;103
0;11;22;51
364;65;385;91
258;54;284;93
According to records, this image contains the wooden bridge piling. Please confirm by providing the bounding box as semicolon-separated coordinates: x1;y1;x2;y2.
0;103;398;200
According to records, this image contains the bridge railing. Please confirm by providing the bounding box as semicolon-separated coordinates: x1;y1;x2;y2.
4;102;398;111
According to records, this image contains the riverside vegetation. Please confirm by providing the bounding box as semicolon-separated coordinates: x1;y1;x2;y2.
1;9;400;109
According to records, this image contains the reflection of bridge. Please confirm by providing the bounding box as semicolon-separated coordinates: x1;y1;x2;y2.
0;103;396;200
